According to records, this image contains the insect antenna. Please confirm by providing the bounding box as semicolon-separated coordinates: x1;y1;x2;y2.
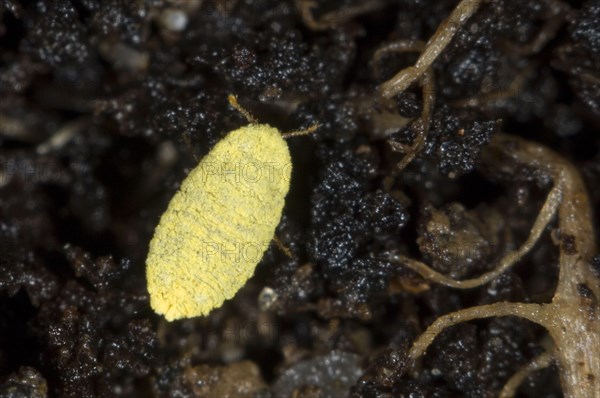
227;94;259;124
282;123;320;139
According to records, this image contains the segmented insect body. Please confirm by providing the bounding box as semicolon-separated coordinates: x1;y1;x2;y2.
146;124;291;321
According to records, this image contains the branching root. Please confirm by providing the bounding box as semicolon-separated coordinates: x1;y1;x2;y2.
394;133;599;398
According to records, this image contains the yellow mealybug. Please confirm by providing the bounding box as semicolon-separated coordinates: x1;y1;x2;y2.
146;95;317;321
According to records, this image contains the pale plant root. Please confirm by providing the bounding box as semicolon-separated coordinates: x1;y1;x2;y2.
377;0;569;176
373;40;435;178
500;0;568;56
391;183;562;289
375;0;484;177
393;133;599;398
297;0;387;31
371;1;598;395
378;0;484;99
407;302;547;363
451;63;536;109
499;351;554;398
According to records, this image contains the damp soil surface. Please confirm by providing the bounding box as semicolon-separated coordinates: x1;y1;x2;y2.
0;0;599;397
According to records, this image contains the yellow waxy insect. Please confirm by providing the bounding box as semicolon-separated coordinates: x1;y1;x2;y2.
146;95;316;321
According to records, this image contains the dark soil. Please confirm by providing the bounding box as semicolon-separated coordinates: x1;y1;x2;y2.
0;0;598;397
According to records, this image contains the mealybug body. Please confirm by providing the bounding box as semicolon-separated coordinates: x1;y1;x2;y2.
146;96;315;321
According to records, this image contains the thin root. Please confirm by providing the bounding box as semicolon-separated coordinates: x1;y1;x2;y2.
501;0;567;56
408;302;546;363
388;68;435;175
374;39;435;176
298;0;386;31
379;0;484;99
373;40;426;80
452;63;536;108
393;184;562;289
499;351;554;398
399;133;599;398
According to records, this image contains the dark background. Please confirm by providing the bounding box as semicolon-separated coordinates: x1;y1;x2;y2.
0;0;598;396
